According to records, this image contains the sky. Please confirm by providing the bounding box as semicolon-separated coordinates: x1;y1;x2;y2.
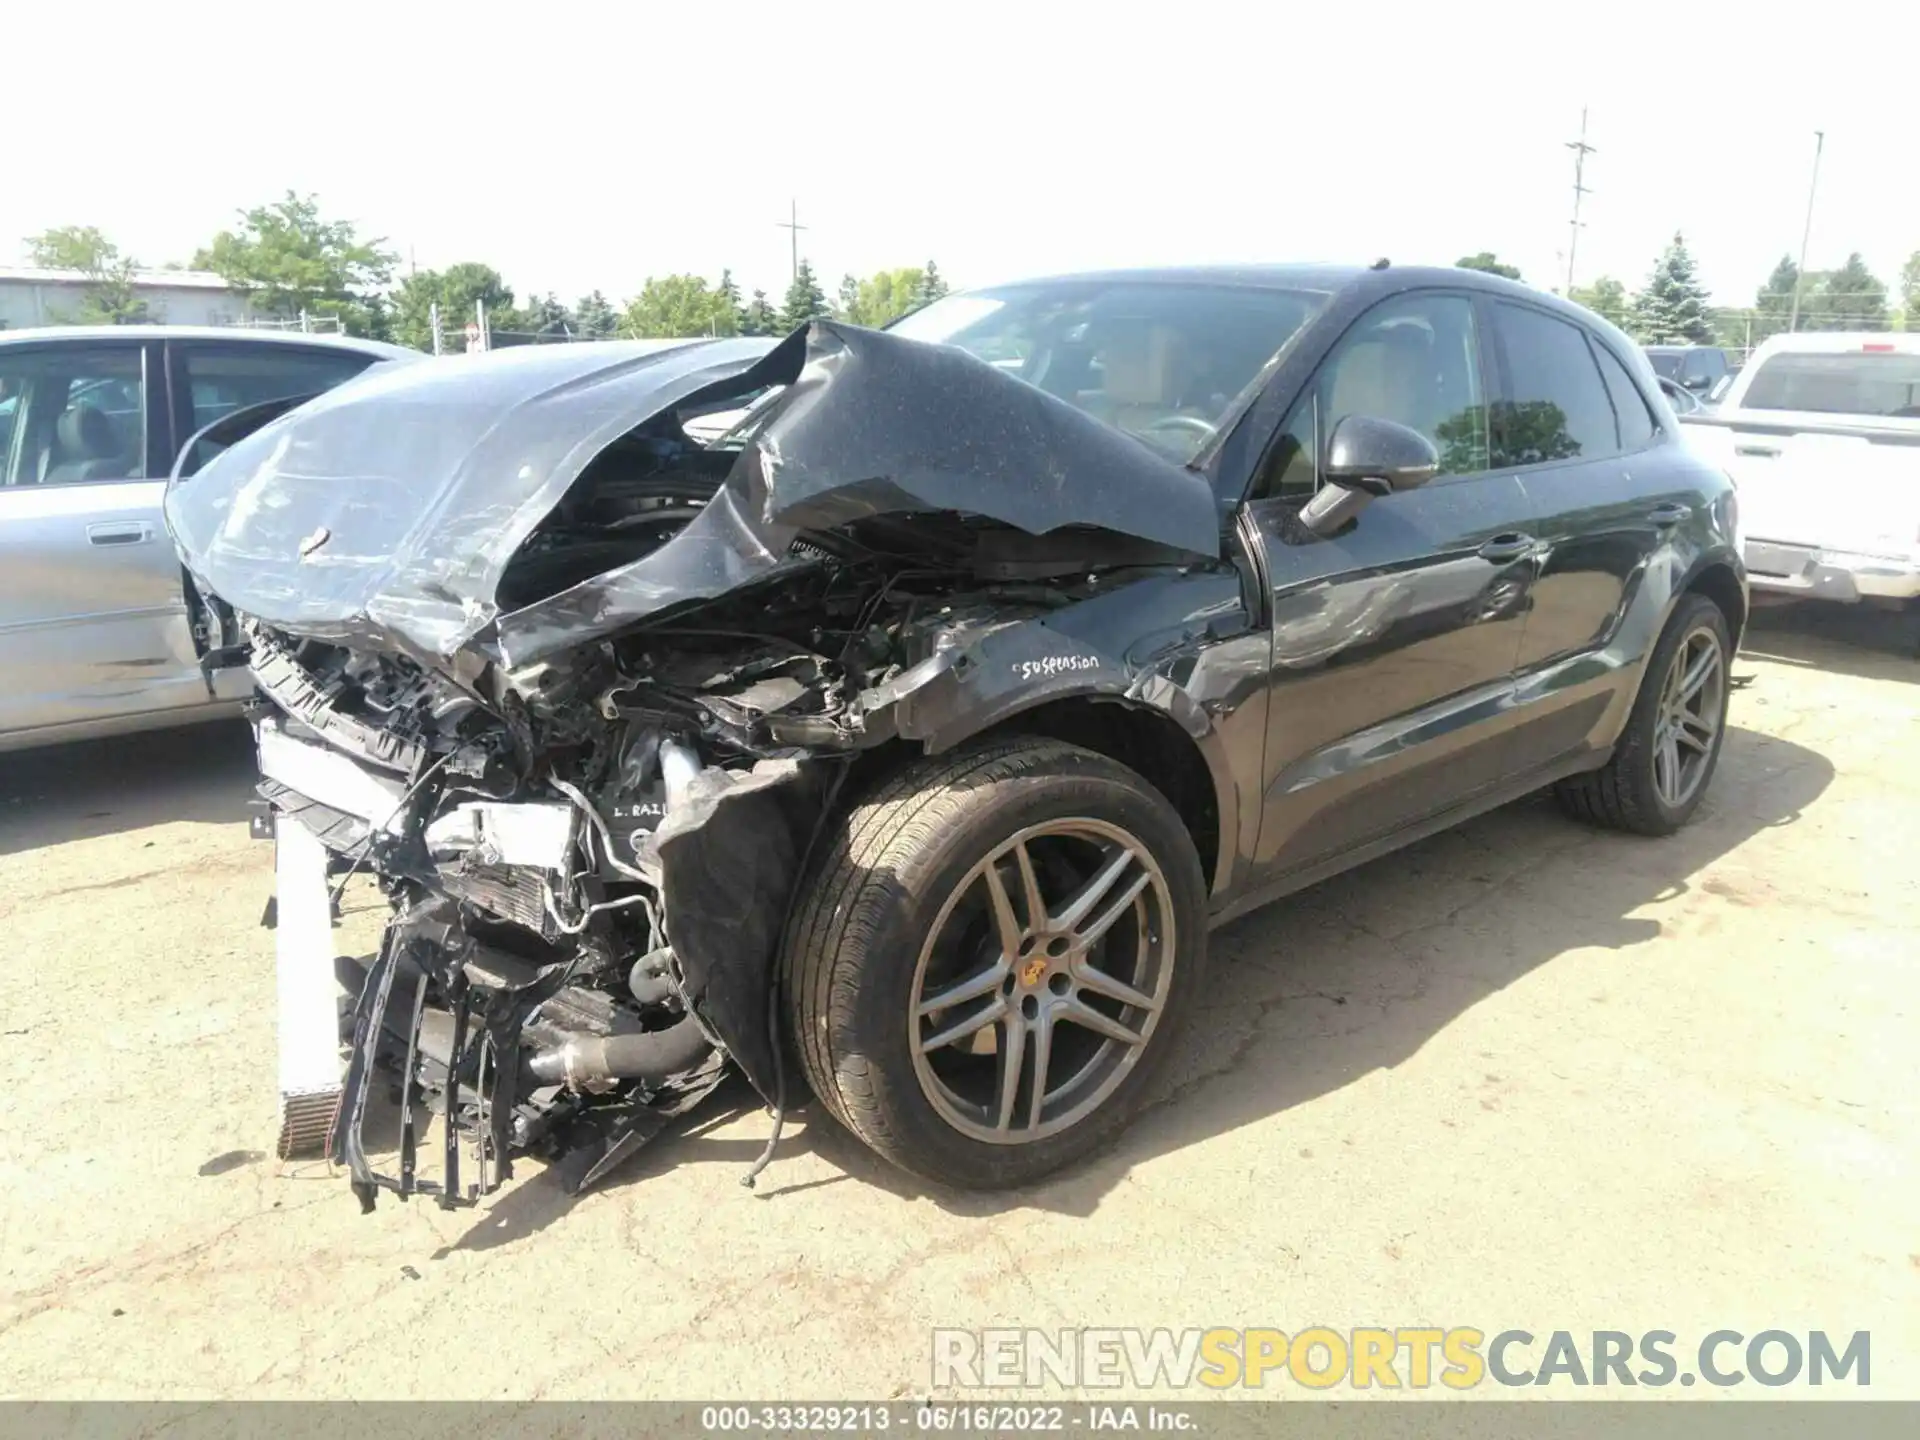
7;1;1918;310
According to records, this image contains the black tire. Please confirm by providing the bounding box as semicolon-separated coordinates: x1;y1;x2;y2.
781;737;1208;1189
1555;592;1733;836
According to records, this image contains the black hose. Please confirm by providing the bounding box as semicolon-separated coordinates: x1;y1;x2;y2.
526;1012;712;1088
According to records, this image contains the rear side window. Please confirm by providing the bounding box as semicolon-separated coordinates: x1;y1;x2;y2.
1488;303;1618;467
1593;344;1658;449
1740;351;1920;418
177;345;375;474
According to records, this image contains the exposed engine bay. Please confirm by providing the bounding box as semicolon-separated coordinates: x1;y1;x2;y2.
165;320;1246;1207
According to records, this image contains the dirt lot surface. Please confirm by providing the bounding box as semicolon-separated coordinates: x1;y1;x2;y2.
1;603;1913;1401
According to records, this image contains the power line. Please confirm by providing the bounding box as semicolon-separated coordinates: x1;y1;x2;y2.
775;198;808;282
1564;107;1596;297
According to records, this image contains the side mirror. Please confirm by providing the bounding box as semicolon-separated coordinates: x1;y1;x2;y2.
1298;415;1439;537
1681;373;1713;392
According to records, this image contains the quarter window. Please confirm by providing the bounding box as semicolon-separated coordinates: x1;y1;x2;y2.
1487;303;1618;467
1593;343;1657;449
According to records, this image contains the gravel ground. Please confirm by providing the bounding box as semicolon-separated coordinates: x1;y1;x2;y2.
0;601;1913;1401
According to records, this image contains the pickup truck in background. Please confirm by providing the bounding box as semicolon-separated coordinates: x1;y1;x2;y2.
1678;332;1920;643
0;326;419;754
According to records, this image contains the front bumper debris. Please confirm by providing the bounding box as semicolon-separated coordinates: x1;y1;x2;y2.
254;707;783;1210
1744;538;1920;602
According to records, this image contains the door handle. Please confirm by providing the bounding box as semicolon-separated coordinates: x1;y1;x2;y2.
87;521;154;547
1734;444;1780;458
1477;533;1537;564
1647;502;1693;528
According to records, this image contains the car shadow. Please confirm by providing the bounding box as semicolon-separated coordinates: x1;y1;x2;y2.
1740;599;1918;682
452;718;1832;1243
0;720;257;858
435;1079;852;1256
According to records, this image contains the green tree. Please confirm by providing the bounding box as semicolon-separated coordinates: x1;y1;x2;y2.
389;263;516;351
1628;233;1714;343
779;259;829;332
622;274;737;337
192;192;395;335
835;273;861;322
838;267;930;327
912;260;949;308
717;269;744;333
740;289;779;336
1893;250;1920;331
1455;252;1522;281
519;292;572;338
1728;254;1802;351
24;225;150;324
1568;276;1629;328
1798;252;1889;332
571;290;619;338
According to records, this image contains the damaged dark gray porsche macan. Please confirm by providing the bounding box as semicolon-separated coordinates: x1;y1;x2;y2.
164;265;1746;1209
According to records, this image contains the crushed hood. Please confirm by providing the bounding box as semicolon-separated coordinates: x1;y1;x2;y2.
165;321;1224;667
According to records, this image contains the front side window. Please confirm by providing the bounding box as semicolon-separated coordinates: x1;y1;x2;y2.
1487;303;1618;467
1250;292;1489;501
177;345;376;474
1740;350;1920;418
889;280;1326;464
1317;292;1489;478
0;346;146;486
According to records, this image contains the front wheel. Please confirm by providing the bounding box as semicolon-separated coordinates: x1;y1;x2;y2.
782;738;1208;1189
1555;592;1733;835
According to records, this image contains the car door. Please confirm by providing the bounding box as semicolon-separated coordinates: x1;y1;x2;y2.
0;337;212;736
1239;289;1540;884
1484;300;1692;768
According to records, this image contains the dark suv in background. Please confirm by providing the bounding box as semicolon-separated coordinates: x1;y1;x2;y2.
1645;344;1733;397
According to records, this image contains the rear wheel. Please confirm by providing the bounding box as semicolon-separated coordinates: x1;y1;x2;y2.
782;738;1208;1189
1555;592;1732;835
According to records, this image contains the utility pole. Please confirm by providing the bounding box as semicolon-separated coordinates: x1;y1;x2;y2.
776;198;807;281
1787;129;1825;334
1564;107;1596;297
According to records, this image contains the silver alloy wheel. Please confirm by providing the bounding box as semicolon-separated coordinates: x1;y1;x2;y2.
1652;624;1726;808
907;818;1177;1145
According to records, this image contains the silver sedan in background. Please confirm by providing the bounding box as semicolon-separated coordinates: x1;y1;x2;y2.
0;326;416;754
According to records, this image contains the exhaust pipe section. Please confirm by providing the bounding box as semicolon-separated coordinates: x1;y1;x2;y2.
526;1011;713;1090
522;743;714;1094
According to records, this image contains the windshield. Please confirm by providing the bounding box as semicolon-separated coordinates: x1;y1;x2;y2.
889;280;1326;462
1742;351;1920;418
